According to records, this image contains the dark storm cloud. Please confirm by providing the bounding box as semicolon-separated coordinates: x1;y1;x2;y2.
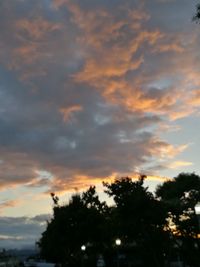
0;0;199;194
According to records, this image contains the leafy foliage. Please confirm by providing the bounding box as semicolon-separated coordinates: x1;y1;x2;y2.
38;187;109;265
38;173;200;267
156;173;200;235
193;3;200;23
104;176;169;267
156;173;200;266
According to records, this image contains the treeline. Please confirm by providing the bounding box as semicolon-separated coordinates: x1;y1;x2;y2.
38;173;200;267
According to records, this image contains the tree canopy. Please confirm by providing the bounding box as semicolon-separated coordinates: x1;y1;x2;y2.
38;173;200;267
193;3;200;23
156;173;200;266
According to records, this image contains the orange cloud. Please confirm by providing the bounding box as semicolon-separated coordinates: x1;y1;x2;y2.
63;1;162;84
62;2;127;48
168;108;195;121
6;17;62;76
13;44;39;65
59;105;83;122
75;56;144;82
74;29;163;82
64;1;197;122
0;0;198;200
47;174;105;195
152;33;184;53
15;18;61;42
0;149;40;191
148;141;189;159
0;199;21;214
47;173;171;195
154;43;184;53
168;161;193;169
146;175;171;182
188;90;200;106
93;79;187;120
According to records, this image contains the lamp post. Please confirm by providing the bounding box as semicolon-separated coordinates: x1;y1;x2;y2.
195;202;200;237
194;203;200;265
81;245;86;251
81;245;86;267
115;239;121;267
195;203;200;224
115;239;121;246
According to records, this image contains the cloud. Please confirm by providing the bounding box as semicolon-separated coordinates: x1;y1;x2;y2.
0;200;21;214
0;215;50;249
146;175;171;182
0;0;199;198
15;18;62;42
188;90;200;106
68;0;199;122
0;149;48;190
167;161;193;170
60;105;83;122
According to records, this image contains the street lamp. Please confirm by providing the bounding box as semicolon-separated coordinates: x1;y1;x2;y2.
195;203;200;228
195;203;200;217
115;239;121;267
195;202;200;234
81;245;86;267
194;203;200;264
81;245;86;251
115;239;121;246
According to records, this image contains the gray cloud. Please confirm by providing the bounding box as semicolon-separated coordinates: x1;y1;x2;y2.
0;215;51;249
0;0;198;192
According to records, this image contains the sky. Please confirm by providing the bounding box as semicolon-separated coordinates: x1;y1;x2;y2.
0;0;200;249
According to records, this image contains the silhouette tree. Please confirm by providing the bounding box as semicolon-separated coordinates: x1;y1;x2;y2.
39;173;200;267
156;172;200;266
103;176;168;267
193;3;200;22
38;187;109;266
50;192;59;206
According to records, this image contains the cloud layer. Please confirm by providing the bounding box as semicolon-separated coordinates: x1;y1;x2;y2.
0;0;199;208
0;214;50;249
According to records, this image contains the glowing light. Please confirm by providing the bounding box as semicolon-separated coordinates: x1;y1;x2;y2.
195;203;200;215
115;238;121;246
81;245;86;251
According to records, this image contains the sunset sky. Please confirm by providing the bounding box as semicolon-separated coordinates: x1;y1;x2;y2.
0;0;200;248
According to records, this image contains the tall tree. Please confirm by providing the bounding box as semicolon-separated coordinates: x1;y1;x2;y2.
103;176;169;267
193;3;200;22
39;173;200;266
156;172;200;266
38;187;109;266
